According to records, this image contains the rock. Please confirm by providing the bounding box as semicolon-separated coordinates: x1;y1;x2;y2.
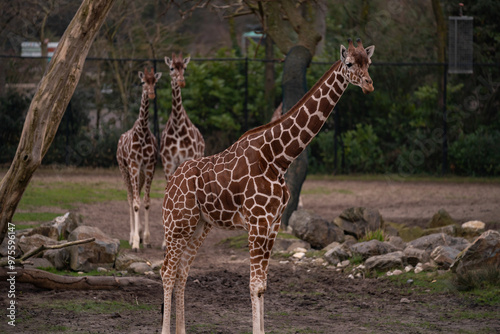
272;238;310;253
292;252;306;259
18;234;58;255
68;226;120;272
289;209;344;249
151;260;164;271
365;251;405;271
430;246;460;269
26;212;83;240
333;207;383;240
460;220;486;239
0;235;22;257
97;267;108;273
427;209;457;229
129;262;152;274
115;252;147;270
24;257;55;269
323;243;352;265
387;236;406;250
322;242;341;252
423;224;459;237
392;269;403;275
404;247;430;266
400;298;411;304
350;240;400;260
406;233;469;253
43;248;70;270
451;230;500;274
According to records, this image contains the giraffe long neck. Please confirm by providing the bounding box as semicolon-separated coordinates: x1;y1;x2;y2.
244;60;349;174
137;89;150;131
169;81;185;123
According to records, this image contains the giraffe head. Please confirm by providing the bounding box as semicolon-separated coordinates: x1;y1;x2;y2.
164;53;191;88
340;38;375;94
138;67;162;99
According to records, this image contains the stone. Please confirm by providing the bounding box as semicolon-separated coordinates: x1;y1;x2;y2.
68;226;120;272
115;252;147;270
151;260;164;271
289;209;344;249
364;251;405;271
427;209;457;229
272;238;311;253
404;247;430;266
293;252;306;259
322;241;341;252
406;233;470;253
43;248;70;270
387;236;406;250
460;220;486;239
350;240;400;260
333;207;383;240
323;243;352;265
430;246;460;269
26;212;83;241
24;257;55;269
18;234;58;255
451;230;500;274
0;235;22;258
129;262;152;274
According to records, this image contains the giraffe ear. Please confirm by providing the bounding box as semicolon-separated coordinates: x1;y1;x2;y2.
340;45;347;63
155;72;162;80
164;56;172;67
138;71;145;81
183;56;191;66
365;45;375;59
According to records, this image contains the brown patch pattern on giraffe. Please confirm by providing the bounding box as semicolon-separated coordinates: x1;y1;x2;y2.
160;39;375;334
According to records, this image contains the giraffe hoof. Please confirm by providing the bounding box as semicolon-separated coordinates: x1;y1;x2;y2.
133;247;139;253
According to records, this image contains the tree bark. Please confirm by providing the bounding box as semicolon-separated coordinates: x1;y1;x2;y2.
0;268;161;290
0;0;116;244
280;45;312;228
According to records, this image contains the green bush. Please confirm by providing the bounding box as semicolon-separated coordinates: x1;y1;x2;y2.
449;129;500;176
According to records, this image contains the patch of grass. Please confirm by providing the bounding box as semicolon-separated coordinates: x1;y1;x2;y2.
18;180;127;210
219;232;248;249
44;299;154;313
449;266;500;306
348;253;364;265
305;250;326;258
11;223;41;230
12;212;62;223
359;228;385;242
277;231;299;240
384;271;453;293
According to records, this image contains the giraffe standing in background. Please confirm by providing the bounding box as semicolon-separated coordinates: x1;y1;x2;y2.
116;68;161;251
160;39;375;334
160;53;205;181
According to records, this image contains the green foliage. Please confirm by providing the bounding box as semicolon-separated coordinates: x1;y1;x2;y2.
450;266;500;305
12;212;61;223
449;129;500;176
359;229;385;242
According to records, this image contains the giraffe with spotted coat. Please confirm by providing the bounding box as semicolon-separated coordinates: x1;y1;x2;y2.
116;68;161;251
160;39;375;334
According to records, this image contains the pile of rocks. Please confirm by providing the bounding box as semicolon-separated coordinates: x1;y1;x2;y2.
284;207;499;276
0;213;158;275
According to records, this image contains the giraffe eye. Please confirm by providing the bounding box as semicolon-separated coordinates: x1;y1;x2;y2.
170;67;174;71
346;62;353;68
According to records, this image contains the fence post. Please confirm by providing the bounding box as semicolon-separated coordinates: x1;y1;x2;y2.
442;63;448;175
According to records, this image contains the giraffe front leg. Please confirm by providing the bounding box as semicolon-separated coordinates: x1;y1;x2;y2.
142;177;153;248
131;172;141;251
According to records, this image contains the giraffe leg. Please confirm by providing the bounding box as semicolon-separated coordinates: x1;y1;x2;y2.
130;168;141;251
174;220;212;334
248;220;281;334
142;172;154;248
118;164;135;246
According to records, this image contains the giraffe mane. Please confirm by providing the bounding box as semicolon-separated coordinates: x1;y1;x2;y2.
238;60;342;140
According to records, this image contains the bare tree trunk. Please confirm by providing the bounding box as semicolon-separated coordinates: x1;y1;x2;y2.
0;0;116;244
281;45;312;228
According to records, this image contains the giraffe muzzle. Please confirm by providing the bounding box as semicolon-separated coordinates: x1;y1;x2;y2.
178;79;186;88
362;77;374;94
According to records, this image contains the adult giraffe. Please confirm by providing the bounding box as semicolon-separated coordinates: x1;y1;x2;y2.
160;39;375;334
116;68;161;251
160;53;205;181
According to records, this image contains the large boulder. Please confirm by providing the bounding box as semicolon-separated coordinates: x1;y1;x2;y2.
333;207;383;240
427;209;457;229
350;240;400;260
115;252;148;271
289;210;344;249
43;247;71;270
68;226;120;272
18;234;58;255
403;247;430;266
451;230;500;274
324;243;352;265
26;212;82;240
406;233;469;253
365;251;405;271
430;246;460;269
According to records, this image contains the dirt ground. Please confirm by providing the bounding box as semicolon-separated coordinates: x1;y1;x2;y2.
1;170;499;333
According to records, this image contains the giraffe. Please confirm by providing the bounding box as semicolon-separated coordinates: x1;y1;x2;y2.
116;68;161;251
160;53;205;182
160;39;375;334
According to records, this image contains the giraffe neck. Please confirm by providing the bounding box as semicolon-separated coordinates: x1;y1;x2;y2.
137;89;150;132
169;81;186;123
243;60;349;174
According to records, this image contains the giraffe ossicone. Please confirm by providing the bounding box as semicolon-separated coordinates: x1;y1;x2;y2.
160;39;375;334
116;67;161;251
